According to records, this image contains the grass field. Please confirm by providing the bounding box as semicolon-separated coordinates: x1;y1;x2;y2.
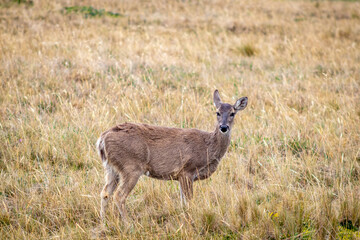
1;0;360;239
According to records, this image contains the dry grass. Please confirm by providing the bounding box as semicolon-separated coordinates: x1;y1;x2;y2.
1;0;360;239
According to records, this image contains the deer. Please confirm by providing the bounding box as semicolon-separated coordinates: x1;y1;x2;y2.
96;90;248;220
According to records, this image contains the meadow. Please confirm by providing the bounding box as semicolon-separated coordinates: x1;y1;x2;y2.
0;0;359;239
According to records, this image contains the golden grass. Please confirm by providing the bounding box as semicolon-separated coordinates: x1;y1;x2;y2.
1;0;360;239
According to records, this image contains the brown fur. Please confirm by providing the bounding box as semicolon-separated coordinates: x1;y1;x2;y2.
96;90;248;220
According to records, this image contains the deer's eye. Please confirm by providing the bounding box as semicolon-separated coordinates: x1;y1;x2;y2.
230;113;235;117
216;112;220;117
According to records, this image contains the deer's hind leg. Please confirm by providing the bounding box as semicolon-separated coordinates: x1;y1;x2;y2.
100;164;119;220
114;166;143;220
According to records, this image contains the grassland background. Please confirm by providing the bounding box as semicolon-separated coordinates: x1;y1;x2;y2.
0;0;359;239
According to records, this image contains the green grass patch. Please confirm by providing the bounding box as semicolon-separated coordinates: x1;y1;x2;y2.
63;6;124;18
231;44;257;57
0;0;33;7
279;138;317;157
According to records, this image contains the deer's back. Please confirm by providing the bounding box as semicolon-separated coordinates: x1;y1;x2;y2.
101;123;211;179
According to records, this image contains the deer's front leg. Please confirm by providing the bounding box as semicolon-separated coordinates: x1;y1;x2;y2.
179;175;193;206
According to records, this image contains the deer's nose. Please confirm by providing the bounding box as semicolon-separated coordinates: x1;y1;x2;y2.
219;125;229;133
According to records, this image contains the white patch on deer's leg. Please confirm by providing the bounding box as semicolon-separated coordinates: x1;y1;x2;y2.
100;191;109;220
102;160;108;169
179;182;187;206
100;164;119;220
179;175;193;207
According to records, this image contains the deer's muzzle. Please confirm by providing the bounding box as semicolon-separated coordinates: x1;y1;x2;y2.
219;125;229;133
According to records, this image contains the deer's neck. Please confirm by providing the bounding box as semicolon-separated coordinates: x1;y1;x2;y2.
208;127;231;161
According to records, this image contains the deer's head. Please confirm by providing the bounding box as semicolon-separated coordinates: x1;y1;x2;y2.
213;90;248;135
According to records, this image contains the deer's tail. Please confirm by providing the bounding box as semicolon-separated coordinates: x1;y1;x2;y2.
96;136;107;166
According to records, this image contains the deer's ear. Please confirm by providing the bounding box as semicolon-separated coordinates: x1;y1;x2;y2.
234;97;248;112
213;90;222;109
